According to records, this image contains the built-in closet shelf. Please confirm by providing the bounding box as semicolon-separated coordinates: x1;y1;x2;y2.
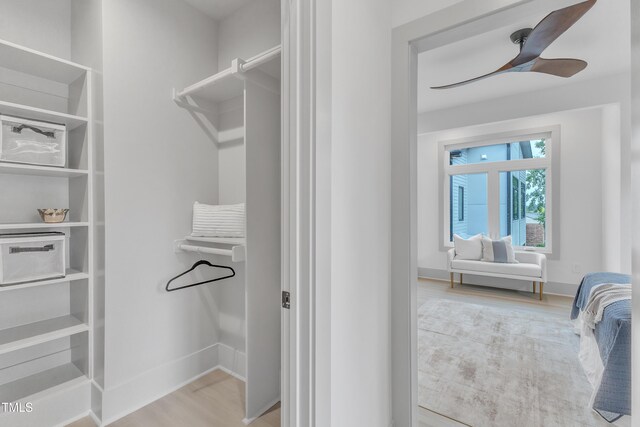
0;363;87;404
185;236;246;245
0;315;88;356
0;162;88;178
0;269;89;293
0;100;88;130
176;237;246;262
181;71;245;103
0;37;95;424
218;127;245;144
174;45;281;104
0;222;89;231
0;38;89;85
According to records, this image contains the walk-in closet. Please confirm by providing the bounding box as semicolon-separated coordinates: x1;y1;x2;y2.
0;0;282;425
171;35;282;425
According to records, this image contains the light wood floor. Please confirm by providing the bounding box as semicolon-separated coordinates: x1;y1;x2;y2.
67;370;280;427
417;277;573;427
418;277;572;317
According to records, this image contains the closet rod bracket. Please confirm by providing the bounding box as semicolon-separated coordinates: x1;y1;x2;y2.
230;58;248;81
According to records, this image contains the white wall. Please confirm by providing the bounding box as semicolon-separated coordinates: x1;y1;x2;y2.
216;0;280;69
100;0;220;421
0;0;71;59
418;105;614;294
330;0;391;426
601;104;622;272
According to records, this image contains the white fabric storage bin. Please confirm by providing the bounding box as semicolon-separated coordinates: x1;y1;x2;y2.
0;115;66;167
0;232;66;285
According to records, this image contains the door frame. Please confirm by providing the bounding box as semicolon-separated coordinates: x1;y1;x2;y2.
390;0;640;425
281;0;331;426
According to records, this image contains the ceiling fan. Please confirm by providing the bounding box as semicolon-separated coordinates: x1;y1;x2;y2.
431;0;597;90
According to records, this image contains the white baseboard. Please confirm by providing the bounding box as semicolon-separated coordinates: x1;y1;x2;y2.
418;267;578;297
101;342;246;426
88;409;102;427
242;396;281;425
56;410;93;427
218;342;247;381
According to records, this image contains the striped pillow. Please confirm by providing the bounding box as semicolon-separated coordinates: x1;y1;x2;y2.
481;236;518;263
192;202;245;238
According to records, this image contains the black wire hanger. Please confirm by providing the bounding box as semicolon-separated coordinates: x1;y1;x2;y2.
165;259;235;292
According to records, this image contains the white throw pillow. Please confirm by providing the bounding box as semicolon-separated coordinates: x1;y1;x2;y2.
453;234;483;260
192;202;245;238
481;235;518;263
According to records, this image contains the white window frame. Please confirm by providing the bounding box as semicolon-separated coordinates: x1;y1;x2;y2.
439;126;560;255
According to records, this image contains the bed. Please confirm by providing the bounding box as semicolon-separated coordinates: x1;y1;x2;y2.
571;272;631;422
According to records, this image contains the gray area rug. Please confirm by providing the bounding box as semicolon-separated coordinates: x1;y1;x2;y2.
418;298;611;427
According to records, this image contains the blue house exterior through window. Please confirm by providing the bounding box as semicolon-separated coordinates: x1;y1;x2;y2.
447;140;544;247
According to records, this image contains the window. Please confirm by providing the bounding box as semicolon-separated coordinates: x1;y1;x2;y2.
448;139;547;165
520;182;526;220
500;170;546;247
448;173;488;241
512;176;519;221
457;186;464;221
442;132;553;251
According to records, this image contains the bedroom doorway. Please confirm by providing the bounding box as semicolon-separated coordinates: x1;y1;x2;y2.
390;1;636;426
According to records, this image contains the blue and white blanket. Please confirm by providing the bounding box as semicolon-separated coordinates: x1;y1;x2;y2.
571;272;631;422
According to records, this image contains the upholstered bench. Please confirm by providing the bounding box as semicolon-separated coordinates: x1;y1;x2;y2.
447;248;548;300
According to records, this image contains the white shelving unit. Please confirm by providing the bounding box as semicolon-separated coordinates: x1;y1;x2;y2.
0;163;88;178
174;46;282;423
0;269;88;293
0;315;88;356
0;38;94;426
0;222;90;230
0;363;86;403
0;100;88;130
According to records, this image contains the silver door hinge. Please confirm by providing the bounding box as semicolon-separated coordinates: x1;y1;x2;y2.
282;291;290;309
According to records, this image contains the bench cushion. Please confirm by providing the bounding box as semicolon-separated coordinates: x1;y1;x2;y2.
451;259;542;278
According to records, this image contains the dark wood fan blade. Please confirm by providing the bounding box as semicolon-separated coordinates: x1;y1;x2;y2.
530;57;587;77
513;0;596;66
430;65;514;89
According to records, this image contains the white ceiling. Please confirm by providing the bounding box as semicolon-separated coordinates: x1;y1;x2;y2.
181;0;253;21
417;0;631;113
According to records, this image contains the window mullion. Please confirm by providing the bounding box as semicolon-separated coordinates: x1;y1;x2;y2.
487;170;500;239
